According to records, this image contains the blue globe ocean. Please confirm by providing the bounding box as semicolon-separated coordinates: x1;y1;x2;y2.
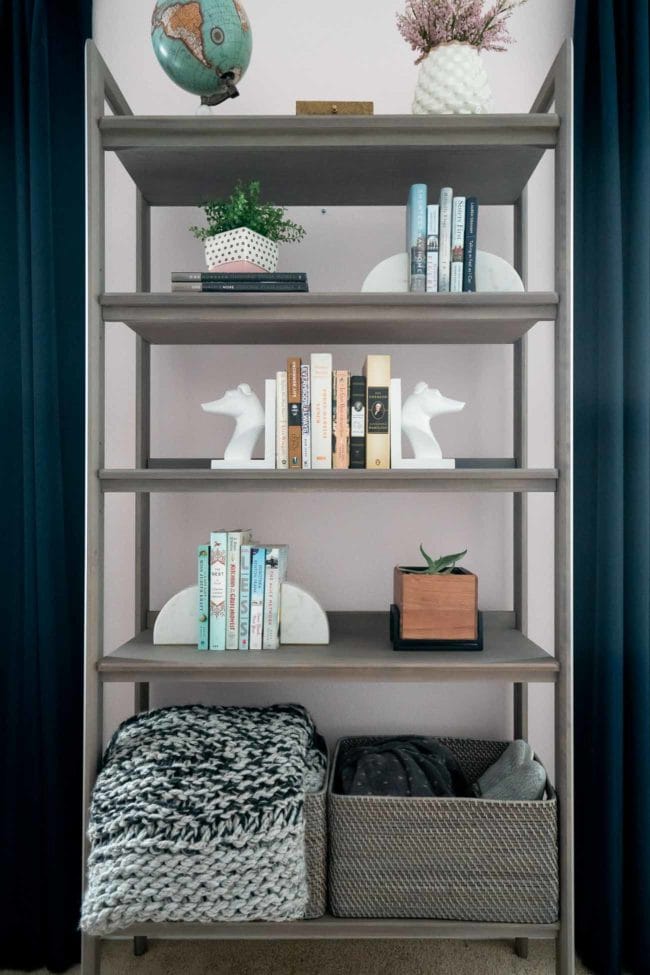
151;0;252;100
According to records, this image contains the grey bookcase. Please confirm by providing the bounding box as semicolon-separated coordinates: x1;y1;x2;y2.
82;39;573;974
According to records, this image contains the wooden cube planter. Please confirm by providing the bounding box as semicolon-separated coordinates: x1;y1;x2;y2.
393;567;478;640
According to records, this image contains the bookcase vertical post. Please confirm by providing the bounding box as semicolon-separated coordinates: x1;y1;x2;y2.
532;38;575;975
82;42;133;975
134;192;151;715
513;189;530;963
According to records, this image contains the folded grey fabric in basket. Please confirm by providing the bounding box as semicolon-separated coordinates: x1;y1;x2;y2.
80;704;326;934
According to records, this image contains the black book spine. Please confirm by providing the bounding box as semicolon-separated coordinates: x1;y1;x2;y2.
171;281;309;293
349;375;366;469
171;271;308;282
463;198;479;292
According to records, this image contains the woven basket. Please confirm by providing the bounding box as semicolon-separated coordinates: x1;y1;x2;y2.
303;738;328;919
328;736;558;923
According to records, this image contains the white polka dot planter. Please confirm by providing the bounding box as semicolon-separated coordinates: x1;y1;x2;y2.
204;227;279;273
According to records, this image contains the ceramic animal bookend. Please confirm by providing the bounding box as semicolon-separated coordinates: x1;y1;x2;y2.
202;383;265;462
401;382;465;461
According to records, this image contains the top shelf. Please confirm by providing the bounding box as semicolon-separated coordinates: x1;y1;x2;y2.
100;114;560;206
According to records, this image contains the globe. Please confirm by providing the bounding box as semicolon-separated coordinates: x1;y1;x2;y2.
151;0;252;104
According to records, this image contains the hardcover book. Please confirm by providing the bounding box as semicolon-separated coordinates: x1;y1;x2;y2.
438;187;453;293
275;371;288;469
226;529;252;650
171;271;307;283
310;352;333;468
197;544;210;651
406;183;427;293
238;543;253;650
249;546;267;650
209;530;228;651
450;196;467;293
333;370;350;469
364;354;391;469
301;363;312;470
262;544;289;650
171;281;309;292
463;197;479;293
349;375;367;469
426;204;440;293
287;356;302;470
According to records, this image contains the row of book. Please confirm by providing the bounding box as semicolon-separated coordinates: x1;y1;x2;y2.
171;271;309;293
407;185;479;294
197;530;288;651
276;353;390;470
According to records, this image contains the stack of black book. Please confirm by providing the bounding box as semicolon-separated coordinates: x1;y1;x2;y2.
171;272;309;293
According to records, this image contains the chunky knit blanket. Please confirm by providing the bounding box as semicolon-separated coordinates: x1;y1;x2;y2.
80;704;326;933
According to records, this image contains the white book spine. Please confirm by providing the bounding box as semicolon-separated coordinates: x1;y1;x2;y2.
426;204;440;294
301;363;311;469
226;530;252;649
450;196;466;294
310;353;332;468
438;187;453;293
209;531;227;651
262;545;289;650
275;370;288;469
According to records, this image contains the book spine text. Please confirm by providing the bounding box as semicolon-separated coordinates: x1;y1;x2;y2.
197;544;210;650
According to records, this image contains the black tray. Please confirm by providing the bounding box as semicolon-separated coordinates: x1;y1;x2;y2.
389;604;484;652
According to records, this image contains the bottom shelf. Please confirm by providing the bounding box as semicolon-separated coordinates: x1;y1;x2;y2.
103;916;560;941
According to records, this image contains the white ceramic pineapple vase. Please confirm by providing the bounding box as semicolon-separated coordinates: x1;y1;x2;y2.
412;42;493;115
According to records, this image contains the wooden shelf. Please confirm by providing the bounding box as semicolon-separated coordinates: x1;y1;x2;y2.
99;467;559;494
98;611;558;684
101;114;559;206
101;292;558;345
105;915;560;941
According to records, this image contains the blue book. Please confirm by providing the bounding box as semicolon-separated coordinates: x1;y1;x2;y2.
463;197;479;292
209;530;228;651
197;544;210;651
249;546;267;650
238;543;253;650
406;183;427;293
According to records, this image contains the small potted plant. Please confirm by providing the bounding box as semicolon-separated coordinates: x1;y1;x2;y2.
190;180;306;273
394;545;477;640
396;0;529;115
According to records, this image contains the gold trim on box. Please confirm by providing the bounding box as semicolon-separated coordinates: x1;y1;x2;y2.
295;101;374;116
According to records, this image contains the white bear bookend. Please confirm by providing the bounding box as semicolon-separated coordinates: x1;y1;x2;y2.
202;380;276;469
390;379;465;469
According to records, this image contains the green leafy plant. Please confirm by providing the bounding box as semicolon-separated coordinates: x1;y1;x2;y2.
190;180;306;244
400;545;467;575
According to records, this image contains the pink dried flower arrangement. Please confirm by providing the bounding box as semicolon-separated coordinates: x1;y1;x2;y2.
397;0;528;62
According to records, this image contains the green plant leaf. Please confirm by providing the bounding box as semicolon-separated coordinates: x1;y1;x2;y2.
429;549;468;573
190;179;306;243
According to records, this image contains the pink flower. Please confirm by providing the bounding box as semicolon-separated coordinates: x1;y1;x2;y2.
396;0;527;60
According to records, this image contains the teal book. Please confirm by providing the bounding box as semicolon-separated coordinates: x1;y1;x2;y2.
197;544;210;651
238;543;253;650
209;530;228;651
249;546;267;651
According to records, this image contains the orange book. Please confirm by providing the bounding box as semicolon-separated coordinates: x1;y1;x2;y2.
287;356;302;470
333;370;350;469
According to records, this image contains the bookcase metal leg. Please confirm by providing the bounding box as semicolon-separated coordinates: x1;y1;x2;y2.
133;936;148;957
81;933;101;975
134;682;150;713
513;683;529;741
515;937;529;959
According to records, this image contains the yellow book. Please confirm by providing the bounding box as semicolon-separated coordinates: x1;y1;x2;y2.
364;355;391;469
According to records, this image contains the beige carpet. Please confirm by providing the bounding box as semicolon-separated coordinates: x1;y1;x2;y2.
1;939;593;974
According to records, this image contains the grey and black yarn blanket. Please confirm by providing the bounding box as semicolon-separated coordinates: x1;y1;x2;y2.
80;704;326;933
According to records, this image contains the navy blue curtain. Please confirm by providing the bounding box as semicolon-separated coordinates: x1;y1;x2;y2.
0;1;90;970
574;2;650;973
